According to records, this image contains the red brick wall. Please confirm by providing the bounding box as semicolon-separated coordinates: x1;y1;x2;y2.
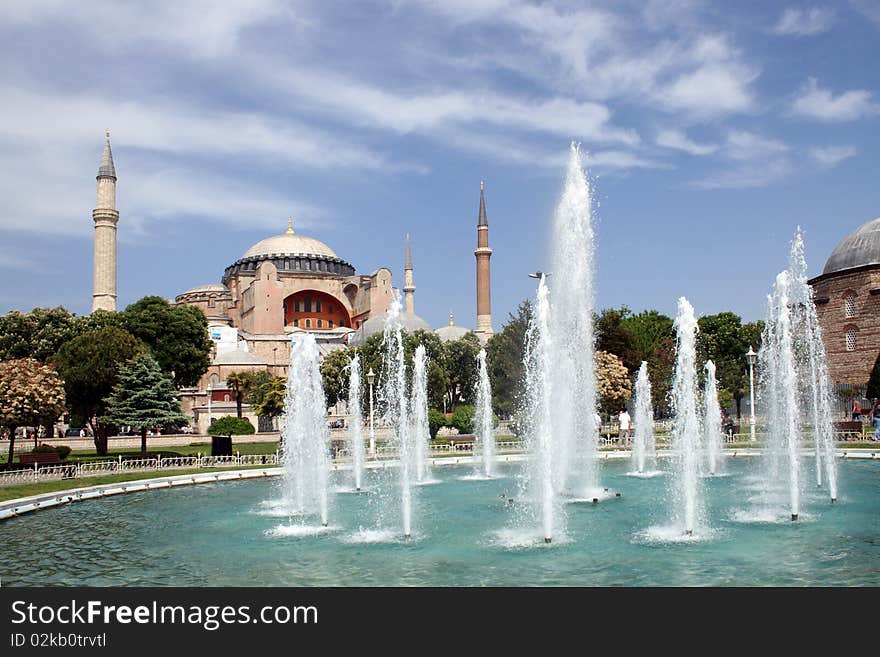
283;290;351;330
811;266;880;385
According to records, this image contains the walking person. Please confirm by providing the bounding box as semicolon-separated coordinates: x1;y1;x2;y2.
618;408;632;445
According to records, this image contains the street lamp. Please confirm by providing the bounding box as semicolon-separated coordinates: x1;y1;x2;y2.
367;367;376;457
747;346;757;443
528;271;551;279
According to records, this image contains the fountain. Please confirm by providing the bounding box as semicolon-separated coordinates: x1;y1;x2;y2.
410;344;433;484
788;229;838;503
522;275;558;543
474;348;496;478
669;297;705;536
380;292;414;538
703;360;724;476
548;142;601;498
631;361;657;475
279;332;331;528
347;354;366;492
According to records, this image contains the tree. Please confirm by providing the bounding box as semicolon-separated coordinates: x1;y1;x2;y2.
486;300;531;418
0;307;84;362
251;375;287;427
450;404;475;434
697;313;764;419
867;351;880;400
320;347;355;406
0;358;66;466
103;353;188;456
54;327;144;455
207;416;255;437
122;296;212;387
596;350;632;415
441;333;481;410
225;371;251;418
596;307;639;373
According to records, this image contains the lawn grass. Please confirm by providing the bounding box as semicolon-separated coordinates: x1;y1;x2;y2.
0;465;277;503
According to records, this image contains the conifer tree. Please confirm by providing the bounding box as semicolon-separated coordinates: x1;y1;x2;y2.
103;353;187;456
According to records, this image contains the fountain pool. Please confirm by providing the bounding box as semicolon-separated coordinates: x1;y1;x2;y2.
2;457;878;586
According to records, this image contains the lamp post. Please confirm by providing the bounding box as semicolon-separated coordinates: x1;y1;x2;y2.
747;346;757;443
367;367;376;457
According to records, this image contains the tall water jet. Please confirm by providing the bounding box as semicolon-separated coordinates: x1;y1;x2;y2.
280;333;331;527
632;361;656;474
474;348;496;478
788;229;838;503
410;344;432;484
703;360;724;476
548;143;600;498
522;275;558;543
380;292;414;538
347;354;366;492
670;297;705;536
760;272;802;521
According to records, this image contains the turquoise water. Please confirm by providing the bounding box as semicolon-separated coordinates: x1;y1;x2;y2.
3;458;879;586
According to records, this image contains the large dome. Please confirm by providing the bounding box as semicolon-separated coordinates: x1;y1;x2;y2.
243;233;337;260
823;218;880;276
347;311;432;346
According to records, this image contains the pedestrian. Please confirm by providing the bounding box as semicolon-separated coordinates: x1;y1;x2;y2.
618;408;632;443
873;400;880;441
852;397;862;421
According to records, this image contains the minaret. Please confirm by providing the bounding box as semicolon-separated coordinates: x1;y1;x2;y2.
474;180;493;341
403;233;416;314
92;130;119;312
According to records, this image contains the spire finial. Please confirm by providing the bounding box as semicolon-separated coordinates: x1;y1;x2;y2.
449;309;454;326
477;179;488;226
286;216;294;235
105;128;111;141
480;179;484;191
97;130;117;179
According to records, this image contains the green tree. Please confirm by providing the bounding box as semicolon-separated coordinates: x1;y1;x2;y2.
225;371;253;418
428;409;447;439
122;296;212;387
207;416;255;438
867;351;880;400
450;404;475;434
0;358;66;466
54;327;144;455
0;307;84;362
486;300;531;418
251;375;287;424
441;333;481;411
320;347;356;406
596;307;639;373
697;313;763;419
103;353;188;456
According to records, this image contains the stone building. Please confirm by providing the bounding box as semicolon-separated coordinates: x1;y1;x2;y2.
809;217;880;386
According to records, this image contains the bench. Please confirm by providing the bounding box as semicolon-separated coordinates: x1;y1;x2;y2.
19;452;62;466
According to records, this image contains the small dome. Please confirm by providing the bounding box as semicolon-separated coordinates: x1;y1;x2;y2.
182;283;229;295
243;233;337;260
348;311;432;346
212;348;264;366
435;325;472;342
823;218;880;276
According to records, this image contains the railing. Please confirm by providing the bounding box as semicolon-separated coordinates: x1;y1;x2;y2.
0;453;281;488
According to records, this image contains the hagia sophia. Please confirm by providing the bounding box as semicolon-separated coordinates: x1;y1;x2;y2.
90;133;494;432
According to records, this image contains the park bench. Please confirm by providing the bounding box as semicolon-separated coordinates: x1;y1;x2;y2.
19;452;62;466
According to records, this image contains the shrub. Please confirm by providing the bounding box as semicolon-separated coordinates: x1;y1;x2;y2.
32;444;72;460
428;409;446;439
450;405;475;434
207;416;255;437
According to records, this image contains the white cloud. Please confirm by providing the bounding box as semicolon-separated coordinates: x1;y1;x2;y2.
691;159;792;189
690;130;790;188
656;63;757;117
656;129;718;155
809;145;857;166
772;7;835;36
723;130;788;161
790;77;880;121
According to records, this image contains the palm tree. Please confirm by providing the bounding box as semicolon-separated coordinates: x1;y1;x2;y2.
225;371;253;418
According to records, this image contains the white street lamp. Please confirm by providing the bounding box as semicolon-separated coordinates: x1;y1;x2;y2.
747;346;757;443
367;367;376;457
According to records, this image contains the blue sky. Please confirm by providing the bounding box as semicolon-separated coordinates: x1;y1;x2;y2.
1;1;878;328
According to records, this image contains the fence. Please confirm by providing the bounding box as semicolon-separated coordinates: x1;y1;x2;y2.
0;453;280;488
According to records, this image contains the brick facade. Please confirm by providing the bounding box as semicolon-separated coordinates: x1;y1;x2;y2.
809;265;880;385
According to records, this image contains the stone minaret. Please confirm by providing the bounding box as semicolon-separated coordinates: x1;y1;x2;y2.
403;233;416;314
474;180;493;340
92;130;119;312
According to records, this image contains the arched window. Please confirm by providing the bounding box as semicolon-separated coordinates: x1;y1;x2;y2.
306;319;312;328
317;319;323;328
224;394;230;402
846;327;858;352
844;294;857;318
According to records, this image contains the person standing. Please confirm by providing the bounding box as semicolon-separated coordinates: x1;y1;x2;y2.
852;397;863;421
618;408;632;443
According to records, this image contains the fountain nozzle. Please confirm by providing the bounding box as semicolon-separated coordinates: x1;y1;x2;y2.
544;537;552;544
615;492;621;497
791;514;798;521
831;498;837;504
684;529;693;536
592;498;598;504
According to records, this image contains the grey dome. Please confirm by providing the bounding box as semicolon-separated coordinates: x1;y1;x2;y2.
435;324;472;342
823;218;880;276
348;311;432;346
